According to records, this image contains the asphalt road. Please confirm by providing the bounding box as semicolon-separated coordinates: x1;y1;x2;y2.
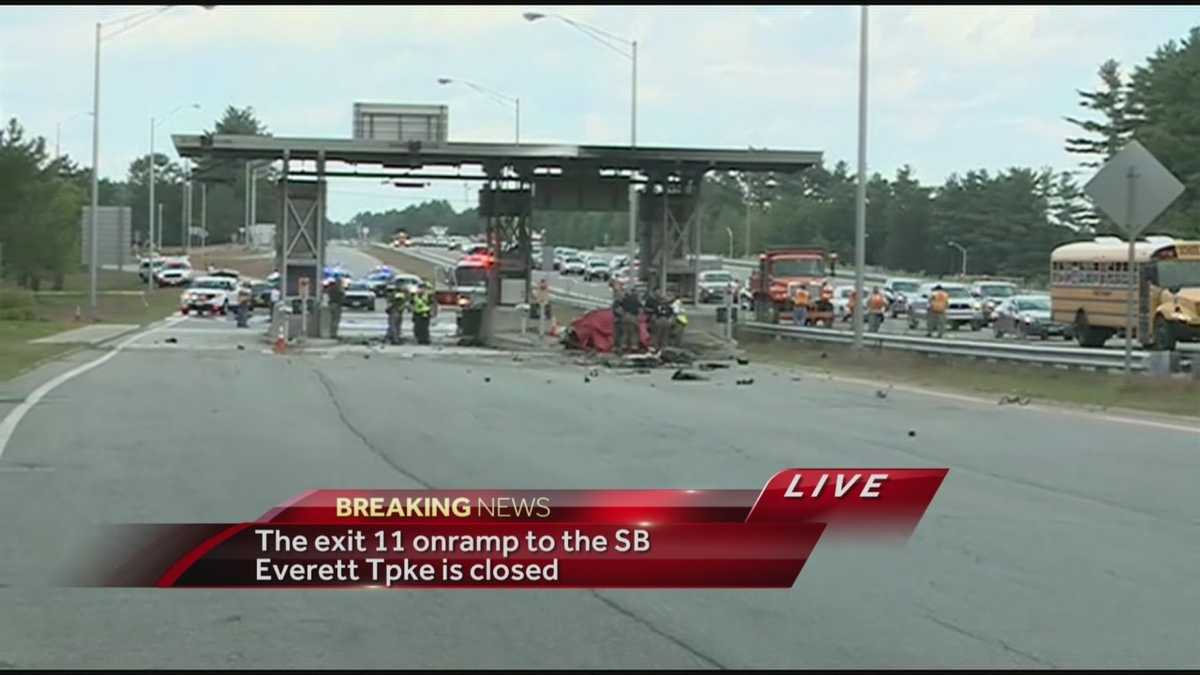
0;302;1197;668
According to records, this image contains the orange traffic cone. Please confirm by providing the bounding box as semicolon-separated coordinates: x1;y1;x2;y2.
273;325;288;354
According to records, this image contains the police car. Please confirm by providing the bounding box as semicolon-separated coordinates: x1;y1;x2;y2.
180;276;240;316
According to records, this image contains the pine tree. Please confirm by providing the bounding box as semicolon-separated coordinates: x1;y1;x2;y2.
1065;59;1134;168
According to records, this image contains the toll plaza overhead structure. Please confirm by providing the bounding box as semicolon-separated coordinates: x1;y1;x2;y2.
172;133;821;343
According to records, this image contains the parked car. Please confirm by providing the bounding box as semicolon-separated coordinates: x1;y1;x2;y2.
342;280;377;311
906;282;984;331
697;270;738;304
180;276;239;316
561;256;587;276
883;278;922;317
139;257;166;282
992;295;1071;340
832;286;857;321
388;274;423;295
584;259;611;282
365;267;396;296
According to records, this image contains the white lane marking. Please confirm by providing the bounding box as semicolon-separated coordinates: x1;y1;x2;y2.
0;316;186;458
809;369;1200;435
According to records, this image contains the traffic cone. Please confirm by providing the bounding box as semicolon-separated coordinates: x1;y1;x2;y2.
273;324;288;354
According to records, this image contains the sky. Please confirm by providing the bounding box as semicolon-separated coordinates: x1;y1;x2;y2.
2;5;1198;223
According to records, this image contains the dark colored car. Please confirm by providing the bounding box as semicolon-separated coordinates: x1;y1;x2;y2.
250;282;275;308
342;280;377;310
992;295;1072;340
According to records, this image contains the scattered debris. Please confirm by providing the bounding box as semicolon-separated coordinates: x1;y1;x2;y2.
819;352;828;359
588;368;600;378
484;377;491;383
791;376;803;382
363;354;371;360
698;362;732;371
671;370;708;382
659;347;695;365
164;337;178;344
736;378;755;386
998;395;1031;406
908;430;917;438
236;345;245;351
875;385;893;399
736;357;750;366
584;376;591;384
512;355;524;362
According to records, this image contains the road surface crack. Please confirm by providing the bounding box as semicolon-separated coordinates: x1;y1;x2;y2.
588;591;725;669
921;611;1052;666
313;368;433;489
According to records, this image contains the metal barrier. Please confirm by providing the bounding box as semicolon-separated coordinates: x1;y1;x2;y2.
737;321;1157;372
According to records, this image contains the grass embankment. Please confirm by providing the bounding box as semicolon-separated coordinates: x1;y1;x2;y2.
741;335;1200;418
185;245;276;280
0;270;181;382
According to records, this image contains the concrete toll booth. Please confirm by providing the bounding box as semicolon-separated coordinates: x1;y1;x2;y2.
172;128;820;344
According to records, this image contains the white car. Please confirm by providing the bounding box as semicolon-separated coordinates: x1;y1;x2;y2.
155;265;193;287
560;256;586;276
832;286;857;320
906;282;984;331
584;259;611;282
180;276;240;316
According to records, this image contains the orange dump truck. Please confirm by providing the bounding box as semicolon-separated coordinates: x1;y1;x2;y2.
749;248;835;325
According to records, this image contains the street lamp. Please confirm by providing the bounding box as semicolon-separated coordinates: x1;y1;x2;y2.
436;77;519;144
88;5;214;315
852;5;870;349
149;103;200;264
524;10;639;260
947;241;967;276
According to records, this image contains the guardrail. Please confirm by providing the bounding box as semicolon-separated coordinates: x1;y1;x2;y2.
737;320;1155;372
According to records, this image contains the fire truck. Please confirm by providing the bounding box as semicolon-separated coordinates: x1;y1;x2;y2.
749;248;835;325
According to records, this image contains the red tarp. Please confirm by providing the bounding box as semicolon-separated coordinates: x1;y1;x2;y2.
565;308;651;353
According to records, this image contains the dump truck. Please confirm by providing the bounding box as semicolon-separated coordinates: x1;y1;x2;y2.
749;248;835;325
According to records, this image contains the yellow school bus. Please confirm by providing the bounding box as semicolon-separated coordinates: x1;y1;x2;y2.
1050;236;1200;349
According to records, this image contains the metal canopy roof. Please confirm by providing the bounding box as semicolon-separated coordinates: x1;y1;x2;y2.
171;134;822;177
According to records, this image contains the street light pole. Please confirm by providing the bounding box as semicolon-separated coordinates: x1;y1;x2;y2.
947;241;967;276
852;5;869;349
436;77;520;144
88;21;101;315
725;226;734;259
522;11;639;262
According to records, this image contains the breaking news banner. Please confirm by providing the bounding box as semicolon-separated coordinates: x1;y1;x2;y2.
70;468;946;589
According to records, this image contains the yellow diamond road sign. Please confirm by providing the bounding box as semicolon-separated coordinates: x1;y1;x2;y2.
1084;140;1184;236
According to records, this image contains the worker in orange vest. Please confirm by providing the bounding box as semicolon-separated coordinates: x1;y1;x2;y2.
927;284;950;338
867;286;888;333
843;289;859;323
792;286;811;326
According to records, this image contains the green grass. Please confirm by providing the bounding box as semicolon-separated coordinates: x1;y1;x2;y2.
742;335;1200;418
0;281;184;382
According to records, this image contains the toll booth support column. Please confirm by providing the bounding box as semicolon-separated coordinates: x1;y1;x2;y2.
313;151;326;339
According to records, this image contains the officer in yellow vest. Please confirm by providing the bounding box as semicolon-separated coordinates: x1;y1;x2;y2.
412;281;437;345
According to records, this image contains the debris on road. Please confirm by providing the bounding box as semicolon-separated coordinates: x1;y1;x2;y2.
875;385;893;399
236;345;245;351
164;337;178;344
584;376;591;384
671;370;708;382
736;378;755;386
484;377;491;383
908;430;917;437
736;357;750;366
698;362;731;371
998;395;1032;406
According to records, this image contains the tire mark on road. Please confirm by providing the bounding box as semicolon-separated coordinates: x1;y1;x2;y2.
313;364;726;669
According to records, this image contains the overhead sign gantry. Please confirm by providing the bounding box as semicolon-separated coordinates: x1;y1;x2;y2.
173;130;821;342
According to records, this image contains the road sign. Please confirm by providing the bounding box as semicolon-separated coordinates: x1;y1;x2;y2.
1084;139;1183;236
1082;140;1185;372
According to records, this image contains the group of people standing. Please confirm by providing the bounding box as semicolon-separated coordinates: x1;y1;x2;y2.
610;280;687;354
382;280;437;345
793;283;890;333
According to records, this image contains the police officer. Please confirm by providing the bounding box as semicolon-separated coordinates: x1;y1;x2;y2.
411;281;437;345
326;277;345;339
619;286;642;353
385;281;409;345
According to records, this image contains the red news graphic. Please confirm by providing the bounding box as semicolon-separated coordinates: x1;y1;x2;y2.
78;468;947;589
